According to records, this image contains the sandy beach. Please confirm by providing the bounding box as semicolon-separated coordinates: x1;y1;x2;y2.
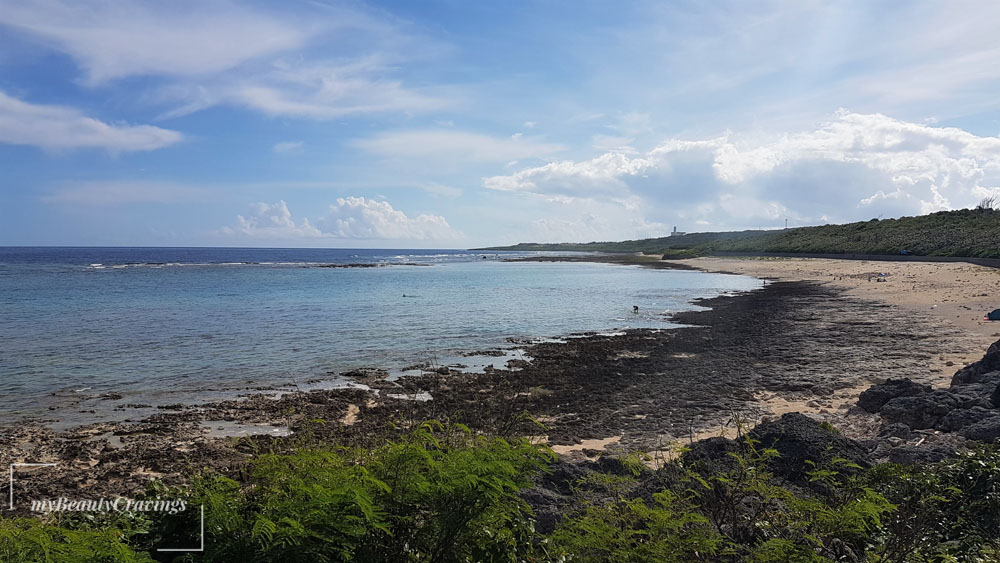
686;257;1000;375
669;256;1000;439
687;257;1000;337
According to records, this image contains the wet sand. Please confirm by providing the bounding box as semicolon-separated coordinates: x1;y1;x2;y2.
684;257;1000;341
687;259;998;373
668;256;999;441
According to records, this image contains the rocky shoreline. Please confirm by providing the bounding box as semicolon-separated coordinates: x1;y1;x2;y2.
0;278;990;515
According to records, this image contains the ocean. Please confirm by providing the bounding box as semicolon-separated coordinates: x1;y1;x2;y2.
0;247;760;425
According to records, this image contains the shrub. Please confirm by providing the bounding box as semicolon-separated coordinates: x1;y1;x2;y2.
547;490;726;562
0;517;152;563
864;445;1000;562
157;421;553;562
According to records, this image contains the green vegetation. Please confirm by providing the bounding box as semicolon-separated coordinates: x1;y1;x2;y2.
0;518;152;563
479;207;1000;258
165;421;552;562
2;423;999;562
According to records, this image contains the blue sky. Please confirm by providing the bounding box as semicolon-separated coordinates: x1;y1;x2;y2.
2;0;1000;247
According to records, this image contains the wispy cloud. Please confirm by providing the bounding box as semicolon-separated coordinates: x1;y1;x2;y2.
0;0;456;121
272;141;304;154
0;91;181;152
41;180;205;205
157;58;454;120
353;130;564;162
0;0;311;84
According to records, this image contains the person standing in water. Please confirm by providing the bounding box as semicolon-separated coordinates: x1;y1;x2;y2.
633;305;639;314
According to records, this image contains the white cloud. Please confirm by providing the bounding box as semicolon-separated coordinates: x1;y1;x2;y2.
0;1;453;120
0;0;311;84
321;196;460;240
225;75;448;120
420;183;463;199
272;141;304;154
224;201;322;239
484;152;656;196
485;112;1000;232
223;198;462;242
591;134;636;152
41;181;205;205
352;130;564;162
157;57;452;120
0;91;181;152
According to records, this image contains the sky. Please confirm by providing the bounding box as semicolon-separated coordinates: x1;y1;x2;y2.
2;1;1000;248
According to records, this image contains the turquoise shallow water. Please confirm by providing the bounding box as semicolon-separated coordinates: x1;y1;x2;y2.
0;247;760;423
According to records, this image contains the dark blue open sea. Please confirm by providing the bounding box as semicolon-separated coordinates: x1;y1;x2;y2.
0;247;759;425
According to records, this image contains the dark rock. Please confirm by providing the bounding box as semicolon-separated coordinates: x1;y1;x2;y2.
538;459;590;495
937;407;995;432
682;436;738;474
340;367;389;379
811;384;833;397
593;454;648;477
520;486;564;534
950;390;993;410
959;415;1000;442
877;423;913;440
950;369;1000;396
888;445;958;465
858;378;931;413
879;391;960;429
992;384;1000;408
951;339;1000;385
682;413;871;487
747;413;871;483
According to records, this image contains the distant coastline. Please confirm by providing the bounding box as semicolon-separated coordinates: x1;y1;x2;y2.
476;206;1000;259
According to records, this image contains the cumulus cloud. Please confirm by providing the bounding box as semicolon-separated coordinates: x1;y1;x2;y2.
223;198;461;242
225;201;323;239
352;130;564;162
320;197;460;240
0;91;182;152
485;112;1000;230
